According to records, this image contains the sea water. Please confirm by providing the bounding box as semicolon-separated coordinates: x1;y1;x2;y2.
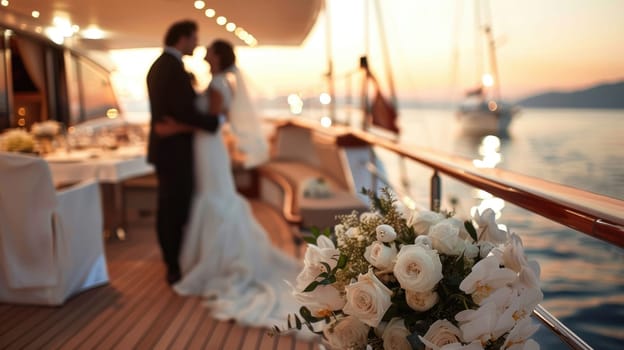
387;108;623;349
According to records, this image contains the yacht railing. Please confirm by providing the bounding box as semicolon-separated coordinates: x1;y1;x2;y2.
347;128;624;249
275;117;623;350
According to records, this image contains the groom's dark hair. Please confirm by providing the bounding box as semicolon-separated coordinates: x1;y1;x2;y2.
209;40;236;71
164;20;198;46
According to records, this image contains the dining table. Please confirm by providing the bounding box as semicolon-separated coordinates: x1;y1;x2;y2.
44;144;154;239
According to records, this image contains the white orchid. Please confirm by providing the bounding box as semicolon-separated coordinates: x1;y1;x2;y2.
460;255;517;304
455;301;499;343
473;208;508;243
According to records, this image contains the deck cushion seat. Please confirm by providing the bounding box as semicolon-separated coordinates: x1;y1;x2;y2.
259;160;368;229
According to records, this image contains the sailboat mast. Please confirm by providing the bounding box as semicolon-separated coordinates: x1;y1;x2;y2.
474;0;484;90
483;0;501;100
361;0;371;130
373;0;397;107
323;0;336;123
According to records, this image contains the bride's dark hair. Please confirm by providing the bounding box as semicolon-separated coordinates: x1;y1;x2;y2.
209;40;236;71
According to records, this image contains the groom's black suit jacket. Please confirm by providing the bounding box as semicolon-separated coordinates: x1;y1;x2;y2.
146;51;219;169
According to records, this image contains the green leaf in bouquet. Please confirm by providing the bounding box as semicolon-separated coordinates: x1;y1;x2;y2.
303;235;317;244
464;220;478;242
295;314;302;329
299;306;325;323
335;253;348;269
303;280;320;293
320;262;332;274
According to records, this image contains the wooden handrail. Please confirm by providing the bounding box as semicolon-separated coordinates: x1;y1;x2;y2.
272;118;624;248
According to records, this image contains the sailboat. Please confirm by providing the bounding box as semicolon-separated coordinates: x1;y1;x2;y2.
0;1;622;349
455;0;519;137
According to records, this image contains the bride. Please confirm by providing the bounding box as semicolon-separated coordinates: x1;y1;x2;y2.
159;39;302;328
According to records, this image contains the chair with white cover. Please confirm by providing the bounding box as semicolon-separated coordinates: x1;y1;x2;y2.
0;152;109;305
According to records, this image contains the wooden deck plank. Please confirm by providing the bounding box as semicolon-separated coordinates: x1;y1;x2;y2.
115;289;203;348
239;327;264;350
0;199;320;350
134;293;204;349
257;329;278;350
20;246;161;349
169;298;213;349
59;258;163;349
184;312;218;349
92;270;174;349
152;297;199;349
275;334;296;350
202;319;235;350
221;322;249;350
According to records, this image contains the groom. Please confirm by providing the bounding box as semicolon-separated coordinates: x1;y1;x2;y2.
146;20;221;285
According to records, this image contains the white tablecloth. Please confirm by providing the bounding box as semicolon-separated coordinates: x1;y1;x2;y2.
44;146;153;185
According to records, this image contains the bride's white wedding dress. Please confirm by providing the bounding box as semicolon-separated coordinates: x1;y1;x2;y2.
173;68;302;328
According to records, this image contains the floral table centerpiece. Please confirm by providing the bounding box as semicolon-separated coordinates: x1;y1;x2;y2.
0;129;36;153
286;189;542;350
31;120;62;154
31;120;62;139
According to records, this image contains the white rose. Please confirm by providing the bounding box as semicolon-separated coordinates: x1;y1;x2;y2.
408;210;445;235
422;320;463;349
364;241;398;270
292;284;346;317
414;235;433;249
429;221;466;256
343;270;393;327
323;316;370;350
376;224;397;242
394;244;443;293
382;318;412;350
405;289;439;312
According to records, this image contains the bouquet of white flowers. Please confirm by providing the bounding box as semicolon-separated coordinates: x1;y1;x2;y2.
0;129;36;153
286;189;542;350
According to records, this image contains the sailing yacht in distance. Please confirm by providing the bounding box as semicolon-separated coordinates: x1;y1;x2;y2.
455;0;519;137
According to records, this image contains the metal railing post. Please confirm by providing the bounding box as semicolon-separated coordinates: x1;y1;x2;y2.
430;170;440;211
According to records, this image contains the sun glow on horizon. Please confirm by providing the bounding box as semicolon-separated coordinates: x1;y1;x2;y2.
109;0;624;108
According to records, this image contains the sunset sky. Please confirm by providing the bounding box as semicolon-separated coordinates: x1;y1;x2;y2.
110;0;624;105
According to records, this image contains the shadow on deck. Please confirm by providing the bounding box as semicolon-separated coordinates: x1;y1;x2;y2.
0;201;319;350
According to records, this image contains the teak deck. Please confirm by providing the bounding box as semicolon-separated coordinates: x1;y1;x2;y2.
0;200;319;350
